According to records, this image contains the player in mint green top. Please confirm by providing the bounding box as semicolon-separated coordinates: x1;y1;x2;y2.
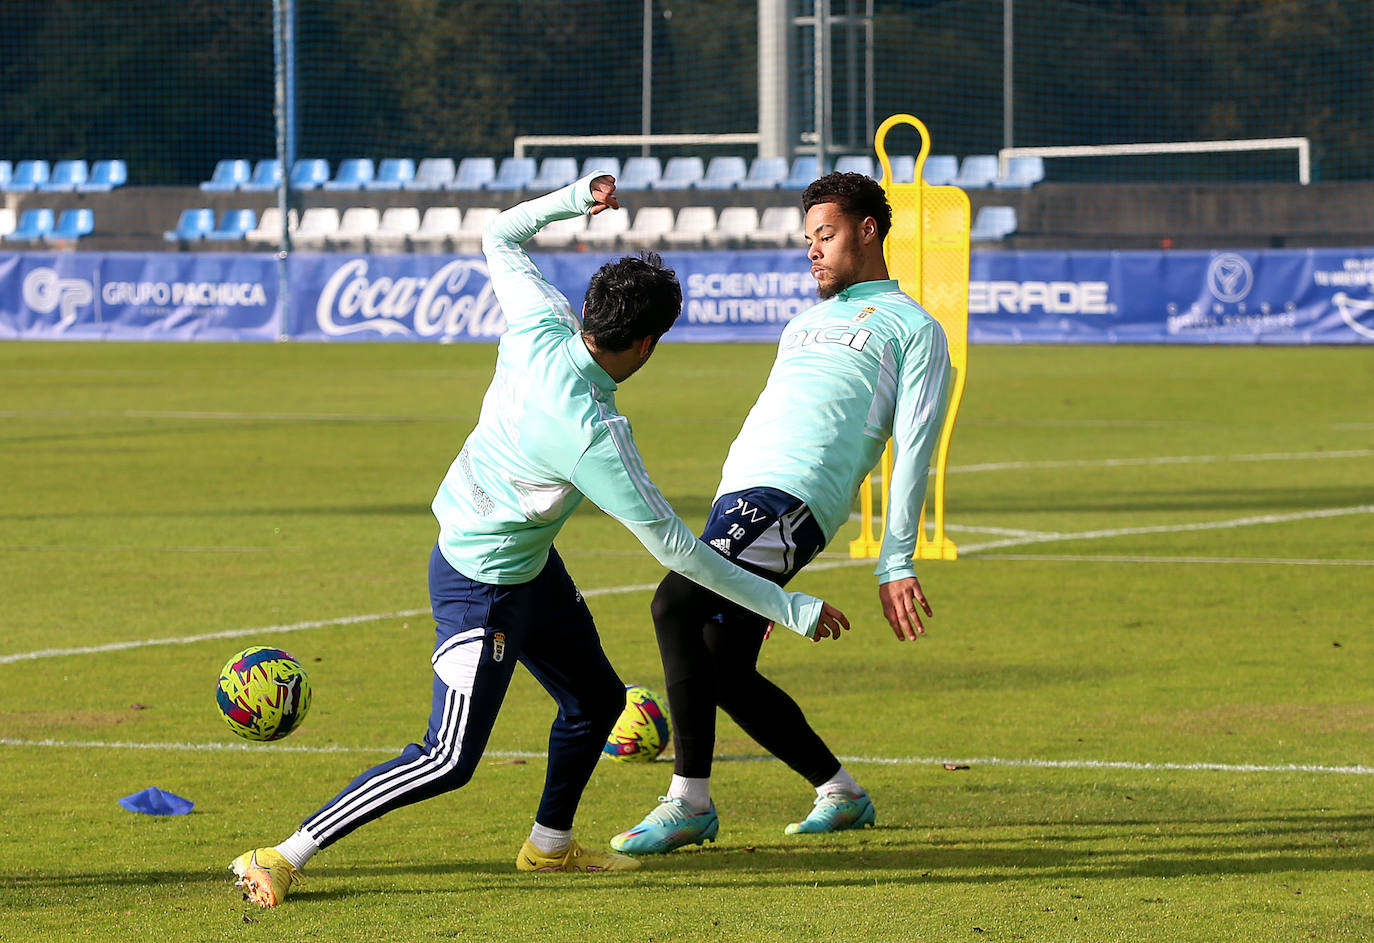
432;173;835;635
229;173;850;905
613;171;952;856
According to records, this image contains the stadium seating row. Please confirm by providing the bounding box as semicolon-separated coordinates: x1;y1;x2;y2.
1;207;96;243
1;159;128;192
199;154;1045;193
159;203;1020;252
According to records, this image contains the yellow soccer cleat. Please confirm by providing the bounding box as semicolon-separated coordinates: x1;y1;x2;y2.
230;847;302;907
516;838;641;872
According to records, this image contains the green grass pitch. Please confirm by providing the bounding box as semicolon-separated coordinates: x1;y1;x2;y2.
1;340;1371;942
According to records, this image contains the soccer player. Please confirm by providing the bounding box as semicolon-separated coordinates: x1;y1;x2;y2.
229;172;850;906
610;171;952;854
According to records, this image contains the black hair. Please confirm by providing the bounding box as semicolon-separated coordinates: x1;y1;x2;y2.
582;251;682;352
801;171;893;240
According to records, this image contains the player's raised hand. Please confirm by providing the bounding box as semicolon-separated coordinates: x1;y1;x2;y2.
811;601;851;642
589;175;619;214
878;575;933;641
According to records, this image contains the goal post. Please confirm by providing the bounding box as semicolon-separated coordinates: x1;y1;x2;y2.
998;136;1312;185
849;113;970;562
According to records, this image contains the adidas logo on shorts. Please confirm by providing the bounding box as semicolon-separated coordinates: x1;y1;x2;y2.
709;537;731;554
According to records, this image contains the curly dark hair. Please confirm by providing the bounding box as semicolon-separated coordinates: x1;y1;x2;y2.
582;251;682;352
801;171;892;240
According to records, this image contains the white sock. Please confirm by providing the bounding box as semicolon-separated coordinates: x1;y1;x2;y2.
816;766;865;800
528;822;572;855
274;829;319;871
667;774;712;812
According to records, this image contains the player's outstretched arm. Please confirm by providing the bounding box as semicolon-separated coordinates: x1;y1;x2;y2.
878;575;933;641
588;175;619;214
811;601;851;642
482;171;617;335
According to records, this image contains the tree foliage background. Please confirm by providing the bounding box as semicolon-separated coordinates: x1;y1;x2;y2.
0;0;1368;184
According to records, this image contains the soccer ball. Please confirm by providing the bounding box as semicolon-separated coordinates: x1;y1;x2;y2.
603;683;671;762
216;646;312;742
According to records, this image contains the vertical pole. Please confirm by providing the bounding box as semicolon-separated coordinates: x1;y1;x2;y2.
1002;0;1013;163
864;0;874;151
641;0;653;157
758;0;792;160
813;0;830;174
272;0;296;340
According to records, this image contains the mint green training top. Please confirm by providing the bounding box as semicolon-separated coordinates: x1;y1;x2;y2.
431;173;824;638
715;279;952;585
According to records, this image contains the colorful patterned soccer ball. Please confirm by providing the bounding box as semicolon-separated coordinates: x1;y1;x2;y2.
216;646;312;742
603;684;671;762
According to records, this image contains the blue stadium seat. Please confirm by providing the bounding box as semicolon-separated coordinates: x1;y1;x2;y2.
323;158;375;190
5;207;55;242
782;156;820;189
200;159;252;192
448;157;496;190
653;156;705;189
696;156;748;189
289;158;331;191
47;208;94;242
579;156;621;181
617;156;661;190
405;157;456;190
41;159;89;192
5;160;50;192
204;209;258;241
486;157;538;191
921;154;958;186
529;156;579;191
0;161;11;188
969;205;1018;242
995;155;1045;189
367;158;416;190
834;155;877;179
953;155;999;189
739;156;788;190
79;159;128;191
240;159;283;192
163;207;216;242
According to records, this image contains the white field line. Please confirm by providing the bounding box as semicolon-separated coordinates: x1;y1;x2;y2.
826;504;1374;562
4;507;1369;666
0;582;661;667
0;409;447;423
949;448;1373;474
955;504;1374;554
1;736;1370;777
977;553;1374;567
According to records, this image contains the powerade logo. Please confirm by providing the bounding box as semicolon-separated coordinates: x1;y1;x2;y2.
968;280;1113;315
315;258;506;338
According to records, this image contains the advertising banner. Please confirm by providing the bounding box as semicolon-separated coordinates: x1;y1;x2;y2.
0;253;278;340
968;249;1374;344
285;250;818;343
3;248;1372;344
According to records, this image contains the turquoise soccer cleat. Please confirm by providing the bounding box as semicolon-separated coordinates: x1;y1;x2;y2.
784;792;876;835
610;796;720;854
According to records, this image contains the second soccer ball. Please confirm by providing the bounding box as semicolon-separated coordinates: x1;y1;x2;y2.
603;684;671;762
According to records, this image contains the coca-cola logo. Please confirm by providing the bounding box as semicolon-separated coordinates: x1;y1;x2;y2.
315;258;507;338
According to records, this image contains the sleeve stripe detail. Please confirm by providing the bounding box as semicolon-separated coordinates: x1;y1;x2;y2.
602;415;674;519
